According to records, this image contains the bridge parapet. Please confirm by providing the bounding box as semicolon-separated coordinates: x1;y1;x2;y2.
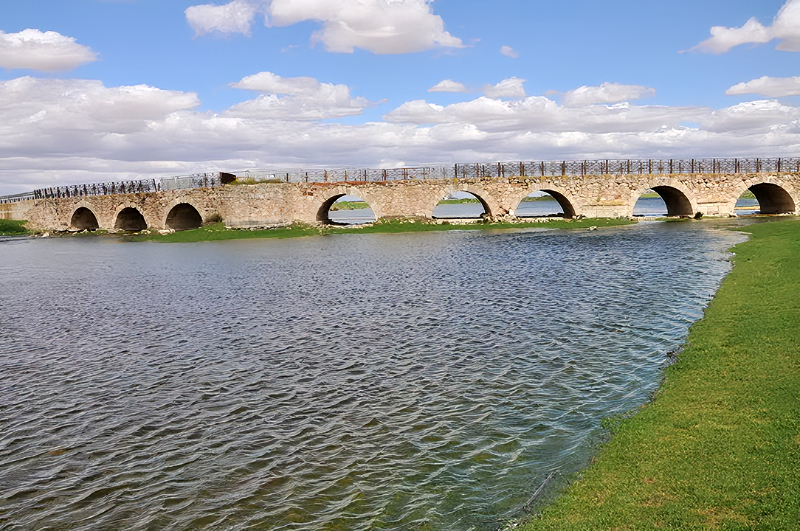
3;158;800;231
3;157;799;205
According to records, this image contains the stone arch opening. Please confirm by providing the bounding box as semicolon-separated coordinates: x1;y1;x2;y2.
433;191;490;219
70;207;99;230
317;194;377;225
634;186;693;217
115;207;147;231
744;183;795;215
166;203;203;230
515;190;576;218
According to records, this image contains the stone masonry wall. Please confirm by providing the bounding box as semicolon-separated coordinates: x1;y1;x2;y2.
11;172;800;230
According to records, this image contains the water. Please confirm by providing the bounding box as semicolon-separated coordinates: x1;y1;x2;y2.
632;196;668;217
734;197;759;215
333;196;765;224
0;223;747;530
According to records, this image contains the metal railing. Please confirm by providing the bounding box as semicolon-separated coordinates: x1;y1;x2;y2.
225;157;800;183
0;173;221;203
1;157;798;203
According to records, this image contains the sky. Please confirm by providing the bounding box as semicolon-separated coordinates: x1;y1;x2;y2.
0;0;799;194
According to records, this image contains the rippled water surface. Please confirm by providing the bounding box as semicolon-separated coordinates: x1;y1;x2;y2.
0;223;746;530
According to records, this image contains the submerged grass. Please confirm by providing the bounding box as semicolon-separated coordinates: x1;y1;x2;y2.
134;218;633;243
0;219;29;235
522;219;800;530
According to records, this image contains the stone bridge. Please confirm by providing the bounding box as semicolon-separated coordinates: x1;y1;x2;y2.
6;170;800;231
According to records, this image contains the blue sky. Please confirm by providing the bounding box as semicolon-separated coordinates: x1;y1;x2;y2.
0;0;799;193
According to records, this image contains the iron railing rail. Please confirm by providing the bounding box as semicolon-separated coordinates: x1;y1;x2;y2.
2;157;799;203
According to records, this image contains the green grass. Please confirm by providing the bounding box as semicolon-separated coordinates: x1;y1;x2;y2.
740;190;757;199
438;198;482;204
130;222;321;242
330;201;371;211
521;195;559;202
0;219;29;235
522;218;800;530
134;218;634;243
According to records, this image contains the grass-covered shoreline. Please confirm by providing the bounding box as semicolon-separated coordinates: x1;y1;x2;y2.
0;219;28;235
522;219;800;529
131;218;633;243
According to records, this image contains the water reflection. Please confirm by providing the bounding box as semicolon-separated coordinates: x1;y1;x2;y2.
0;223;746;529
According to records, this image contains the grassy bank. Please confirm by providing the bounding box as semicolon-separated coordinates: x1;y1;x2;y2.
523;219;800;530
329;201;371;210
0;219;29;235
133;218;633;243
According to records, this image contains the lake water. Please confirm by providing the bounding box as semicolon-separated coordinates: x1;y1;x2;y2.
0;222;747;530
329;196;766;225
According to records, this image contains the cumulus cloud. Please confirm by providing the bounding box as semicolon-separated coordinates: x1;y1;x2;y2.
500;45;519;58
228;72;376;120
185;0;262;36
691;0;800;53
383;95;703;134
0;29;98;71
700;99;800;133
186;0;462;54
482;77;526;99
3;76;800;195
562;82;656;107
727;75;800;97
428;79;469;93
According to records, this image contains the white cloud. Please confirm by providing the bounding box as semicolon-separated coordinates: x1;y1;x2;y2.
500;45;519;58
3;76;800;195
727;75;800;97
428;79;469;93
0;29;98;71
185;0;262;37
228;72;376;120
384;95;703;134
186;0;463;54
692;0;800;53
700;99;800;133
562;82;656;107
232;71;326;94
482;77;526;99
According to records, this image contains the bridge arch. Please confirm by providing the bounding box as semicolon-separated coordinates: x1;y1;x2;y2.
509;186;579;218
424;185;502;219
70;203;100;230
729;179;797;215
630;179;697;217
164;200;204;230
315;187;380;224
113;203;148;231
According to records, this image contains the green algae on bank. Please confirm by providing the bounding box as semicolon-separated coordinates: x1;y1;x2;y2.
134;218;634;243
521;218;800;530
